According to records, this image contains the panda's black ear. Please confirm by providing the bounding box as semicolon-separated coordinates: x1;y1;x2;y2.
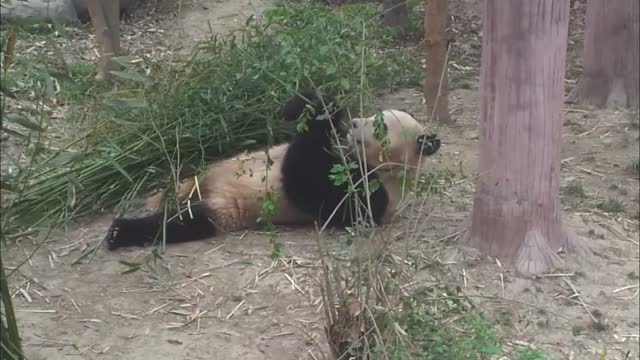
416;133;441;156
282;92;316;122
403;110;417;119
282;92;340;123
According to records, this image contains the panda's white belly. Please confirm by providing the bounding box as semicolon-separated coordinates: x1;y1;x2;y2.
199;144;314;231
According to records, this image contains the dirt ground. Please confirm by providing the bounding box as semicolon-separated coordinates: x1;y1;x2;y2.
2;0;639;360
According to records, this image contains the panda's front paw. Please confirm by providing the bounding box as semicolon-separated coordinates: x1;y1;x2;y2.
105;220;124;250
417;133;441;156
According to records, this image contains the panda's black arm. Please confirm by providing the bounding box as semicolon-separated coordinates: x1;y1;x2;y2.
282;136;390;228
281;93;389;227
280;93;351;225
281;125;345;224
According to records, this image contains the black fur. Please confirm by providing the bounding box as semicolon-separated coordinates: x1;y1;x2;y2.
106;202;216;250
280;92;389;227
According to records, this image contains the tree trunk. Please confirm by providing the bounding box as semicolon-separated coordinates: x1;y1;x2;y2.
382;0;409;29
465;0;579;275
87;0;122;80
423;0;451;123
568;0;639;108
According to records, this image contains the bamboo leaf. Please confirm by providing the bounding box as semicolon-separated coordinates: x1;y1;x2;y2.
120;266;142;275
119;260;143;267
104;98;147;109
3;114;45;132
110;70;145;82
42;152;84;167
1;255;24;360
111;56;135;68
107;157;133;183
0;127;28;139
109;117;138;127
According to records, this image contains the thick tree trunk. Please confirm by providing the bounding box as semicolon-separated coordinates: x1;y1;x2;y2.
423;0;451;123
382;0;409;29
465;0;579;275
568;0;639;108
87;0;122;80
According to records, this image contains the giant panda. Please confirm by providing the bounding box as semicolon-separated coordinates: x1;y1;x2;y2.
105;92;441;250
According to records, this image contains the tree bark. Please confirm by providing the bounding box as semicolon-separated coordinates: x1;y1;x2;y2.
382;0;409;30
465;0;579;275
423;0;451;123
87;0;122;80
568;0;639;108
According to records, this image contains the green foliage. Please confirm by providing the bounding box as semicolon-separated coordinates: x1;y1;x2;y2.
401;311;500;359
0;22;84;99
378;286;501;360
257;188;283;259
372;112;390;150
596;197;625;214
562;180;586;198
516;348;557;360
0;17;74;36
1;249;23;360
404;169;453;198
372;285;557;360
261;4;421;92
329;162;359;188
2;3;420;236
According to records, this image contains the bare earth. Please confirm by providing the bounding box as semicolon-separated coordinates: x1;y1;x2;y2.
3;0;639;359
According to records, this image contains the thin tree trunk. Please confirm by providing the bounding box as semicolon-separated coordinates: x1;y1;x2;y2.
568;0;639;108
465;0;579;275
423;0;451;123
87;0;121;80
382;0;409;30
105;0;121;55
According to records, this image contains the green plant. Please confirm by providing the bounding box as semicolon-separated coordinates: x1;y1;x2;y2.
516;348;557;360
0;17;73;36
406;170;451;197
2;3;421;240
377;286;501;360
596;197;625;214
257;188;282;259
0;253;23;360
562;180;586;198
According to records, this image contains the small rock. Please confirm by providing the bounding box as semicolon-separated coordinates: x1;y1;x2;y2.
601;138;615;146
463;130;478;140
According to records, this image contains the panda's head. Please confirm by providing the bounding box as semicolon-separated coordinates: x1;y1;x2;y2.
347;110;441;176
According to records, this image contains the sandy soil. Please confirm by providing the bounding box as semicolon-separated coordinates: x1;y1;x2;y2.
3;0;639;359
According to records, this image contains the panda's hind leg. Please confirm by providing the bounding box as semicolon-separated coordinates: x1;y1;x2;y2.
106;202;217;250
